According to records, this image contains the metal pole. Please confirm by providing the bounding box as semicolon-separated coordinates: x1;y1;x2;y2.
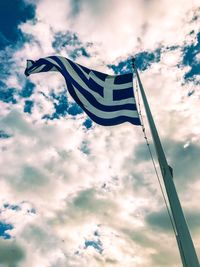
132;58;199;267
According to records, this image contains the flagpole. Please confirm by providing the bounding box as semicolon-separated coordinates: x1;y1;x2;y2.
132;58;199;267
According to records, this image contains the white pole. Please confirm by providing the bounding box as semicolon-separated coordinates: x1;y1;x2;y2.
132;58;199;267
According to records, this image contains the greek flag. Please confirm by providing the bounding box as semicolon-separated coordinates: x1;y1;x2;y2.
25;56;141;126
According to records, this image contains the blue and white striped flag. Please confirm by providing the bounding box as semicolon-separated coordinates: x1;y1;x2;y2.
25;56;141;126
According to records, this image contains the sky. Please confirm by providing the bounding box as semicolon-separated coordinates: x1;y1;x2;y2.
0;0;200;266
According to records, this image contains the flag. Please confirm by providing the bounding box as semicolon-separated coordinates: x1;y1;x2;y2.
25;56;141;126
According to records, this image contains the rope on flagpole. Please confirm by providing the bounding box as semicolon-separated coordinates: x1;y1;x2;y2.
134;76;178;237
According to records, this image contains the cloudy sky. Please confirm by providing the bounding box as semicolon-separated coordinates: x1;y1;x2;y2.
0;0;200;266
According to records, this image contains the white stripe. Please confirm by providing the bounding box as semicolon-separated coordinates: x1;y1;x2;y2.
27;60;34;68
72;84;139;119
103;76;115;104
50;66;59;71
30;64;46;74
45;57;61;69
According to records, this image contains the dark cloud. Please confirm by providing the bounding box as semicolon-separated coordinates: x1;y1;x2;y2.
122;228;158;248
0;0;35;49
9;165;49;192
164;140;200;186
105;258;118;265
134;142;154;163
145;209;174;232
145;208;200;232
70;0;82;16
80;140;91;155
22;224;50;246
71;189;116;216
133;138;200;187
73;189;99;212
1;110;34;135
151;249;178;266
0;240;25;265
70;0;112;16
0;130;12;139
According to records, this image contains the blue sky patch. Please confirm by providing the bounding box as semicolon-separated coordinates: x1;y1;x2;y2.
109;48;161;74
20;80;35;98
42;91;83;120
70;47;90;60
0;0;35;50
53;32;81;49
67;103;83;115
0;130;11;139
3;203;21;211
0;222;13;239
24;100;34;114
53;94;69;117
42;92;69;120
134;48;161;71
0;49;16;83
83;118;93;129
182;32;200;83
53;31;90;60
0;87;17;104
84;239;103;254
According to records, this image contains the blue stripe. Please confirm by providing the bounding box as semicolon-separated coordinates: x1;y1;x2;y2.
41;64;55;72
66;81;141;126
88;78;104;97
91;70;107;81
68;59;91;75
113;87;134;101
114;73;132;84
50;57;137;112
87;112;141;126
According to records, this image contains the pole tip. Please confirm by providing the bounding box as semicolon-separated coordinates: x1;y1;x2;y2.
131;57;136;68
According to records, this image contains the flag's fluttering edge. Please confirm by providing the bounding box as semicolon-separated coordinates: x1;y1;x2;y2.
25;56;141;126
